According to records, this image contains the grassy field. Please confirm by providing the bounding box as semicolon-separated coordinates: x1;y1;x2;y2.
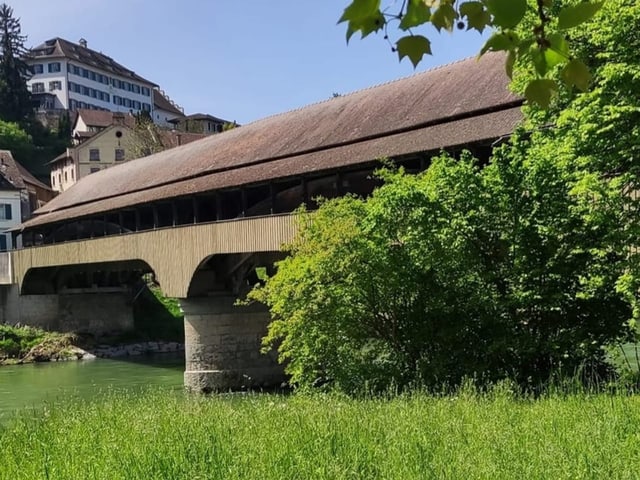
1;388;640;479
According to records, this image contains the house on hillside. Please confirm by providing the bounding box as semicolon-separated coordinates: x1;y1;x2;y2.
25;37;157;116
0;151;55;250
169;113;235;135
71;109;135;145
51;111;206;192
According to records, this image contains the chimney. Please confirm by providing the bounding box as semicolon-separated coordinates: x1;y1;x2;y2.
79;38;87;48
112;112;125;126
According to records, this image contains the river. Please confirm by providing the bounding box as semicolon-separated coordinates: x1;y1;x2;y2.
0;354;184;424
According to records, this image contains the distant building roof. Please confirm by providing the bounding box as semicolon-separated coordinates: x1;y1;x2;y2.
73;109;136;131
153;90;184;117
0;151;26;189
15;162;53;192
169;113;231;124
27;37;157;87
0;150;53;192
158;131;207;149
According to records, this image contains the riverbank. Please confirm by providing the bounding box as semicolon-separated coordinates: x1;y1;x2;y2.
1;388;639;479
0;324;184;365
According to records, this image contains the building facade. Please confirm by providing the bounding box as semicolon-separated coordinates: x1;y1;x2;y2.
0;151;55;250
50;121;133;192
26;38;157;116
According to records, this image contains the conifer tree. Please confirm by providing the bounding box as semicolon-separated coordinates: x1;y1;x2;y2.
0;3;31;122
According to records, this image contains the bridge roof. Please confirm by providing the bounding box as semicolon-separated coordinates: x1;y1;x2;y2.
22;53;522;230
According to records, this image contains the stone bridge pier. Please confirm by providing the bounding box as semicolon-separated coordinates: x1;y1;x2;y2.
181;251;285;392
181;295;282;392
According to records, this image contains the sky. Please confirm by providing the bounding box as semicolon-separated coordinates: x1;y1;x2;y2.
14;0;490;125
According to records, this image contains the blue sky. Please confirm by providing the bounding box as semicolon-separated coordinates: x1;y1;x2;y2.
15;1;489;124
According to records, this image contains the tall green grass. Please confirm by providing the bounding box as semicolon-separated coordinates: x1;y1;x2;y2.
1;387;640;479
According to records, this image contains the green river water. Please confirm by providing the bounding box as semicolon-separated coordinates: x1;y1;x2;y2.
0;354;184;424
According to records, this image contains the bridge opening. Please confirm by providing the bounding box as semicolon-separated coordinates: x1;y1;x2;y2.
18;145;493;249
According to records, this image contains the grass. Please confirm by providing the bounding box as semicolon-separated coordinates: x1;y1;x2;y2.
0;325;76;364
1;387;640;479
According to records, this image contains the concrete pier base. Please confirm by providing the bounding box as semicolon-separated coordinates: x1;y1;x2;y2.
181;296;284;392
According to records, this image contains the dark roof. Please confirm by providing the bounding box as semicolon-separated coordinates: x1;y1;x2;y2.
178;113;230;123
27;38;157;87
0;151;26;189
159;131;207;149
153;90;184;117
15;162;53;191
73;109;136;130
47;149;73;165
0;150;52;192
24;53;523;228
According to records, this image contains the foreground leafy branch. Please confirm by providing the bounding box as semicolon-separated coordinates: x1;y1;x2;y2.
339;0;603;107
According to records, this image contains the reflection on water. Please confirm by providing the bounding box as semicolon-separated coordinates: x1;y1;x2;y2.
0;354;184;423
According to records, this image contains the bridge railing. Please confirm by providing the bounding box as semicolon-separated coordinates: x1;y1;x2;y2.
0;251;12;284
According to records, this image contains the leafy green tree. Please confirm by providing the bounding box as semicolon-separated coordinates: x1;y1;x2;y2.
0;118;32;160
0;3;31;122
249;0;639;393
340;0;603;107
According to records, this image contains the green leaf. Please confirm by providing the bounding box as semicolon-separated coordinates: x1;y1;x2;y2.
339;0;385;41
558;2;603;30
544;33;570;68
505;50;516;79
431;3;458;32
530;46;547;76
400;0;431;30
459;2;491;32
485;0;527;29
561;59;592;91
397;35;432;68
339;0;380;24
480;31;519;56
525;79;558;108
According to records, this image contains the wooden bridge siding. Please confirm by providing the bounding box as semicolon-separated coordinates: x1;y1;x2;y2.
12;215;297;298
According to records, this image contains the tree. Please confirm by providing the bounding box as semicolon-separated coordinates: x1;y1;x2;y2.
340;0;603;108
0;119;32;159
127;111;165;159
248;0;639;393
0;3;31;122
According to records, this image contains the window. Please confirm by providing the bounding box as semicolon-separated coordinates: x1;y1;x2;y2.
52;175;56;186
48;62;61;73
142;103;151;111
89;149;100;161
0;235;7;252
32;64;43;74
0;204;12;220
90;167;100;174
115;148;125;161
64;171;68;182
49;81;62;91
132;84;140;94
31;82;45;93
71;169;74;180
141;86;150;96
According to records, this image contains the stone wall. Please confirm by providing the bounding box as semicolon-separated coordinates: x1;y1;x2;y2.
0;285;134;334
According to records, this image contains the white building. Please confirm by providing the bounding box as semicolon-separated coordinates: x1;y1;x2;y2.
153;89;185;128
0;151;55;250
26;38;157;117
